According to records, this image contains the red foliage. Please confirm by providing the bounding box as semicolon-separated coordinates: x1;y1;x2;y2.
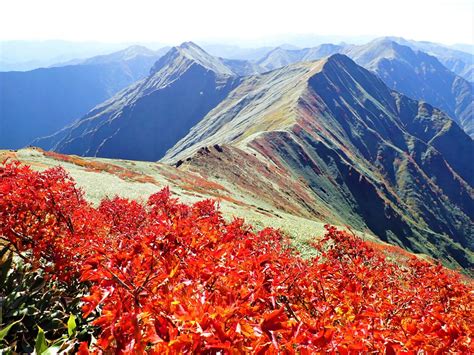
42;150;159;185
1;161;473;353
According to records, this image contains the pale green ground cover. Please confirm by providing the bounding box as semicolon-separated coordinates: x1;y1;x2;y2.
3;148;377;258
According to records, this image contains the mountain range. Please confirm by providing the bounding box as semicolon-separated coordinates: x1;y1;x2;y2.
0;45;168;149
163;52;473;268
3;37;473;151
0;40;168;71
257;38;474;137
30;42;473;269
2;39;473;269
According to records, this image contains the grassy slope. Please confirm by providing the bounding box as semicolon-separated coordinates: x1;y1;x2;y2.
162;55;474;270
1;148;381;258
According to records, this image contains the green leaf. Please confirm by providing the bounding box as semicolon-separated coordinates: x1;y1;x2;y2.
0;319;20;341
42;345;61;355
34;326;48;354
67;314;76;337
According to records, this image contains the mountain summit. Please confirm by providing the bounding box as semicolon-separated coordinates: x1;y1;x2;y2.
255;39;474;138
34;42;242;161
150;41;235;76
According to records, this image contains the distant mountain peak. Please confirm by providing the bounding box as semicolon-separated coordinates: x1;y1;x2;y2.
318;43;341;50
150;42;235;76
365;38;405;53
178;41;201;50
370;37;397;45
257;44;344;71
121;44;155;54
324;52;352;64
122;44;152;52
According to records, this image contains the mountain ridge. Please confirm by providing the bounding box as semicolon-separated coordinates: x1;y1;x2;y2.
34;42;243;161
253;39;474;137
163;53;474;269
0;45;172;149
31;45;473;268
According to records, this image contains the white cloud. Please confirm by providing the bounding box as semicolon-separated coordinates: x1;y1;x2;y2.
1;0;472;45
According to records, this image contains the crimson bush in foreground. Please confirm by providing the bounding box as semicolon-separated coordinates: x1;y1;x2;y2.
0;161;473;353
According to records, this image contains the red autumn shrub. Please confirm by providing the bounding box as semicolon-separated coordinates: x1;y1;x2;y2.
1;161;473;353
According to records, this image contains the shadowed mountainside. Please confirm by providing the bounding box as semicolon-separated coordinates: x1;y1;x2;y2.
382;37;473;82
0;45;168;149
34;42;244;161
256;39;474;138
344;39;474;138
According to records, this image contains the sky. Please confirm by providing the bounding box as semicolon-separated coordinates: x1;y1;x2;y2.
1;0;473;46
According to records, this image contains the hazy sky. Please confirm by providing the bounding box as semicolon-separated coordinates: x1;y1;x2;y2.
1;0;473;45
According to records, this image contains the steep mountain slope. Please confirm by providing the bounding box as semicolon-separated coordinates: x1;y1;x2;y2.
164;54;474;269
34;42;242;161
0;46;166;149
344;39;474;138
383;37;473;82
254;39;474;137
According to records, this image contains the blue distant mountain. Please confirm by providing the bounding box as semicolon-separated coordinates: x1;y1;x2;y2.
0;46;167;149
256;38;474;138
